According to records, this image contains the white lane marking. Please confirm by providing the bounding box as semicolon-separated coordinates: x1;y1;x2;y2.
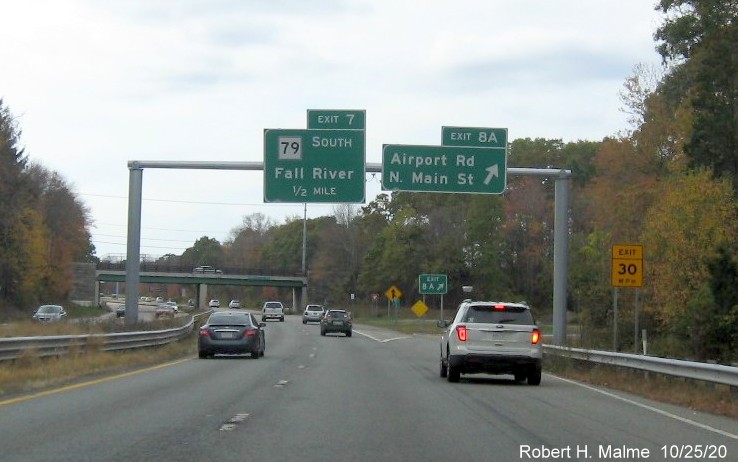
553;375;738;441
353;329;411;343
380;336;412;343
273;379;290;388
219;413;250;431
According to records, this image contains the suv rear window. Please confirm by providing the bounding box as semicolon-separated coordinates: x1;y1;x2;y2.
264;302;283;309
462;305;534;325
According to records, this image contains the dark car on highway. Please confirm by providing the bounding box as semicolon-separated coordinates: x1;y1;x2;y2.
32;304;67;322
198;311;266;359
320;309;352;337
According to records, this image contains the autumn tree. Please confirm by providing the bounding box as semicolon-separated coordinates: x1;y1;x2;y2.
641;170;738;358
499;176;554;309
27;163;95;299
224;213;275;268
258;217;306;273
701;244;738;361
655;0;738;192
181;236;224;269
0;100;37;308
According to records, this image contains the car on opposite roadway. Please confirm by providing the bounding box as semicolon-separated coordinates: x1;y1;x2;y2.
228;299;241;309
320;309;352;337
116;305;126;317
193;265;223;274
262;301;284;322
438;300;542;385
302;304;325;324
32;304;67;322
209;299;220;309
198;310;266;359
155;302;179;318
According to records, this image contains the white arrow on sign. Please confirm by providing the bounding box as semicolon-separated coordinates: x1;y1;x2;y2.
483;164;499;185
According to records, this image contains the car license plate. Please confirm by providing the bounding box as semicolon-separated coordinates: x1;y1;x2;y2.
219;332;235;339
332;321;343;326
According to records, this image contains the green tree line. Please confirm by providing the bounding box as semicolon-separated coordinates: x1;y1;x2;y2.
2;1;736;362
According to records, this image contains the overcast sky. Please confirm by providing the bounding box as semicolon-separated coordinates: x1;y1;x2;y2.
1;0;665;260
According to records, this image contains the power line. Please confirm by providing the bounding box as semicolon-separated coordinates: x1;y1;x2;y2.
80;192;309;207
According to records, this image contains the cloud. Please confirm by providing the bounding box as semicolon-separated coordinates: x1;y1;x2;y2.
0;0;665;258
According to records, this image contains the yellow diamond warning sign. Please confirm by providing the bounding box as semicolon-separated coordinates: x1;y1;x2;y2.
411;300;429;317
385;285;403;301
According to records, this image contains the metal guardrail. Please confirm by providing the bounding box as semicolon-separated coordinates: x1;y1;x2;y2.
0;316;203;361
543;344;738;387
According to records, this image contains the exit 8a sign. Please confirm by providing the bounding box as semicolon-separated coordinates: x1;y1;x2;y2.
419;273;448;294
611;244;644;288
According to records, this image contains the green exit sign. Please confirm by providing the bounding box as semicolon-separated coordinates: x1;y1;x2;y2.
442;126;507;148
307;109;366;130
264;129;365;203
419;273;448;294
382;144;507;194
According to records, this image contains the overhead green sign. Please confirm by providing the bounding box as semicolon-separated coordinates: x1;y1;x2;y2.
264;129;365;203
307;109;366;130
442;126;507;148
382;144;507;194
419;273;448;295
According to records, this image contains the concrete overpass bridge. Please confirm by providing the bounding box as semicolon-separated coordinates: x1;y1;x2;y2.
94;262;307;310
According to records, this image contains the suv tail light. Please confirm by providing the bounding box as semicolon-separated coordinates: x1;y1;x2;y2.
456;325;468;342
531;328;541;345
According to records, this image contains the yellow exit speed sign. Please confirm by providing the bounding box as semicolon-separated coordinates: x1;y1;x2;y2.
611;244;644;288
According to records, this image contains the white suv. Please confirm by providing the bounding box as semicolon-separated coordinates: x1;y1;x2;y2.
438;300;542;385
302;304;324;324
262;301;285;322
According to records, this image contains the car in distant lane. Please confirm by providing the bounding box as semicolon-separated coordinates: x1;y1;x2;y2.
193;265;223;274
209;299;220;309
155;303;178;318
198;311;266;359
438;300;542;385
262;301;284;322
320;309;352;337
228;299;241;309
32;304;67;322
302;304;325;324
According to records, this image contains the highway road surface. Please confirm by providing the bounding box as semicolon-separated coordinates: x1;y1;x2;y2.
1;316;736;462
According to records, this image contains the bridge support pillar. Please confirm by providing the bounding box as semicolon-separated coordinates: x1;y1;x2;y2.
199;284;208;309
